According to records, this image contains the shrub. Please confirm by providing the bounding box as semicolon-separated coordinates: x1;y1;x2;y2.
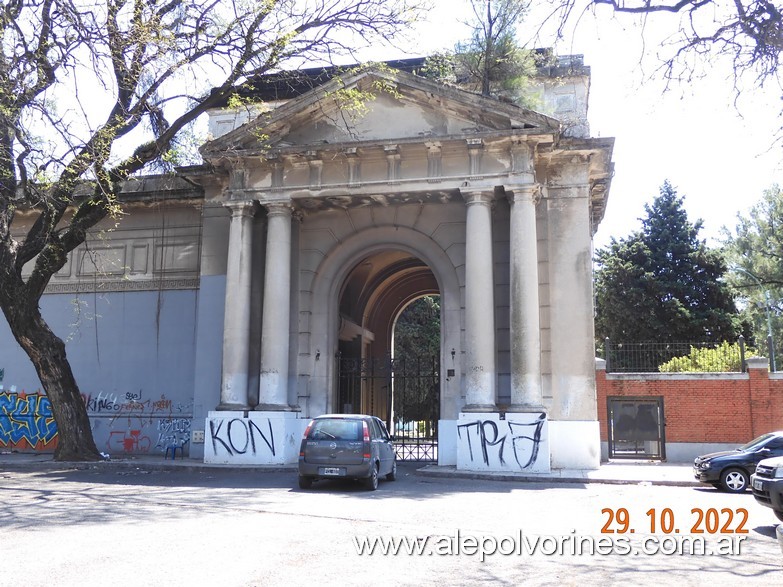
658;342;753;372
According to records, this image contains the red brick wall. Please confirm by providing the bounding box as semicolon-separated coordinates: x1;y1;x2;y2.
596;362;783;444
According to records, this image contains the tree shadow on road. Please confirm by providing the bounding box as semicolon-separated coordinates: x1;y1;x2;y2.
0;461;591;531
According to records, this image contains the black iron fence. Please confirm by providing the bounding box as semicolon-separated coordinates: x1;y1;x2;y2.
602;336;775;373
335;355;439;461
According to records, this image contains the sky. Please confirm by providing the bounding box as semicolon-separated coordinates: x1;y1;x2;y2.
370;1;783;251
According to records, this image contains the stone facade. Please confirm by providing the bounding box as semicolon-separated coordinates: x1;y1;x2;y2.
0;59;614;472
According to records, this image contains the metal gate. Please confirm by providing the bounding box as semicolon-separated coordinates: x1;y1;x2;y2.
607;396;666;460
336;355;439;461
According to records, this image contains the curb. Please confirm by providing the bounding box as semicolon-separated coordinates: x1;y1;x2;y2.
0;456;699;487
0;456;297;475
414;465;701;487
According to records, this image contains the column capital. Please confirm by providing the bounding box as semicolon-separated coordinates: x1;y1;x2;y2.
223;199;256;217
262;200;293;217
461;190;496;206
507;184;542;205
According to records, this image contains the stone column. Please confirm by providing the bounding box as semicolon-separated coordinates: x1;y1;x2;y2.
509;186;544;410
218;200;255;410
257;201;293;411
547;176;597;421
462;190;497;410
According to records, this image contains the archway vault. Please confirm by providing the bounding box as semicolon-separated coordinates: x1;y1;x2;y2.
333;248;443;461
305;225;463;424
336;250;439;422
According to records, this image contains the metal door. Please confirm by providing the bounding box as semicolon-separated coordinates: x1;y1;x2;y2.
607;396;666;460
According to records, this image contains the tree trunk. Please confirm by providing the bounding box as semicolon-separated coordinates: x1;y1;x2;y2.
481;0;493;96
2;299;100;461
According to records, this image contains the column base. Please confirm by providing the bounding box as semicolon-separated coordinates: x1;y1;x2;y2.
505;403;547;413
457;411;550;473
215;403;250;412
255;403;294;412
461;403;498;413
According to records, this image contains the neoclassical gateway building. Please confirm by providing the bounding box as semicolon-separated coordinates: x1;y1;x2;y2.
1;56;613;471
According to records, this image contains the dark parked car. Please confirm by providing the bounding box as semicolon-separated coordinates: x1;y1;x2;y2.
750;456;783;522
297;414;396;491
693;432;783;492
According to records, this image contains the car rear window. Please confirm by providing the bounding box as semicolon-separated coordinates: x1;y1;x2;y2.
310;419;362;441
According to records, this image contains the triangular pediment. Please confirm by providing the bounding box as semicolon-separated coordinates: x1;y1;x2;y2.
202;67;560;156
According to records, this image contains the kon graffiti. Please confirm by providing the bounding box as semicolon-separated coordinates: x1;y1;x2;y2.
208;418;276;457
456;413;549;473
204;412;303;465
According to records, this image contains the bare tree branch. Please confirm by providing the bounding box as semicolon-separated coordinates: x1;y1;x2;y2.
0;0;425;460
548;0;782;99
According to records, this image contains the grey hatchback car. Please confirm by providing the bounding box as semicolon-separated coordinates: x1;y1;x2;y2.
297;414;397;490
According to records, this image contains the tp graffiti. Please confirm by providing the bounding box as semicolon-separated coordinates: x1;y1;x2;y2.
457;414;545;469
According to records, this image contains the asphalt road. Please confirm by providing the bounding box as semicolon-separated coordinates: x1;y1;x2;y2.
1;463;780;586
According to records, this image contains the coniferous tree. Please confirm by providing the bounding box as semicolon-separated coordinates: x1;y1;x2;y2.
723;185;783;358
595;181;741;345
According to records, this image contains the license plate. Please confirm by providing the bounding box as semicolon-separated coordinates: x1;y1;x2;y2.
321;467;343;476
753;478;764;491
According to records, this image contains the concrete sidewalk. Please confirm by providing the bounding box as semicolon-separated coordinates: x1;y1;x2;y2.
416;461;699;487
0;451;700;487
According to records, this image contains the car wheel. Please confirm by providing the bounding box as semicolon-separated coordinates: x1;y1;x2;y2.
365;463;379;491
774;510;783;523
720;468;749;493
298;476;313;489
386;459;397;481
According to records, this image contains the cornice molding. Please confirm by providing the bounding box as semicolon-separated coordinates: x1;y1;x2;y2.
45;278;200;295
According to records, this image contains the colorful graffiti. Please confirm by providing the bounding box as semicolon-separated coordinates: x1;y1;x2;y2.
0;390;58;450
1;386;193;455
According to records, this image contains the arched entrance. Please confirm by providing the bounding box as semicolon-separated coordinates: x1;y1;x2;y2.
335;250;440;460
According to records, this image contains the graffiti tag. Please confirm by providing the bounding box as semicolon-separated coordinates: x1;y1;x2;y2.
209;418;276;457
457;413;546;469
